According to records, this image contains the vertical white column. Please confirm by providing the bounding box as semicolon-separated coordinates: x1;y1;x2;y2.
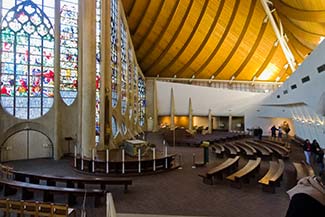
164;144;168;169
152;148;156;171
92;148;95;172
106;149;109;174
81;149;84;171
80;0;97;158
74;145;77;167
138;148;141;173
122;149;125;174
228;115;232;132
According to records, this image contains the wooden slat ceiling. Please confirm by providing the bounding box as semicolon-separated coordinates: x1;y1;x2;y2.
121;0;325;82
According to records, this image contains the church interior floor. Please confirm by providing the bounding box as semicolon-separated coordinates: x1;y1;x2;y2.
1;132;306;217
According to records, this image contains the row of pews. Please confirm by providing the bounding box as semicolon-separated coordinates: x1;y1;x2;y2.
0;164;132;208
199;156;285;193
199;137;314;193
210;139;290;159
0;198;76;216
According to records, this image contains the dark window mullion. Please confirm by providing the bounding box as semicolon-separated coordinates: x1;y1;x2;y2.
40;39;44;115
13;32;18;116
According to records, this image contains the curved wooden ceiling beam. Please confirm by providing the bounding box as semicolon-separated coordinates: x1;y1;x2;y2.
250;43;279;80
145;0;195;75
273;0;325;22
280;15;323;41
286;30;314;53
130;0;151;36
124;0;136;17
210;0;257;79
175;0;225;78
229;21;268;80
138;0;181;64
287;41;304;63
134;0;165;51
157;0;209;77
192;0;240;78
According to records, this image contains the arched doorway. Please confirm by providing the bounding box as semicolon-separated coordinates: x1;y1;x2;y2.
1;130;53;162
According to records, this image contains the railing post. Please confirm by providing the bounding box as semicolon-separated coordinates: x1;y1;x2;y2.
106;149;109;174
152;147;156;171
92;148;95;173
138;148;141;173
192;153;196;168
164;144;168;169
122;149;125;174
74;145;77;167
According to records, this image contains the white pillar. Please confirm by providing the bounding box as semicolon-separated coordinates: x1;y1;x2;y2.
228;115;232;132
80;0;97;158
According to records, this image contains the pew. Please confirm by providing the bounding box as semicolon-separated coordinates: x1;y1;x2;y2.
245;140;273;159
226;157;261;188
12;170;132;193
224;143;240;157
0;198;76;216
198;156;240;184
234;142;257;159
250;140;289;159
211;144;225;158
0;178;105;207
258;159;285;193
293;161;315;182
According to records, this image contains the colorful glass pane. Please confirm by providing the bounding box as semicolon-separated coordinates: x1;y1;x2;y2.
133;65;138;124
128;49;133;120
112;116;118;138
1;0;54;120
60;0;78;106
120;21;127;115
111;0;118;108
138;76;146;127
95;0;101;137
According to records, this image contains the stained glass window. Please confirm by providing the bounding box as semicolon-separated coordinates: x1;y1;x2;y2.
112;116;118;138
1;0;55;119
138;76;146;127
121;122;127;135
111;0;118;108
60;0;78;106
133;65;138;125
128;49;133;120
120;21;127;115
95;0;101;137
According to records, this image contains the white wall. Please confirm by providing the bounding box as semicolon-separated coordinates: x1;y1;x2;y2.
156;81;269;116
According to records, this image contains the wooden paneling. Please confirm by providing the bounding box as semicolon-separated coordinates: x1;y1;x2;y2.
121;0;325;82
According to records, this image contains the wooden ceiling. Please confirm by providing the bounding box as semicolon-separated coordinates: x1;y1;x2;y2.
121;0;324;82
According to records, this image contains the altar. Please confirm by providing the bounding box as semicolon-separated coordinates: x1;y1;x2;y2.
123;139;148;157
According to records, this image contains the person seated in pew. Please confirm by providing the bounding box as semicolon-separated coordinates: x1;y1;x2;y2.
285;174;325;217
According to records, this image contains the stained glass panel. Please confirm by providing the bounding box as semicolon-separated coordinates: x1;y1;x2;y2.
133;65;138;124
128;50;133;120
95;0;101;137
0;0;54;119
120;21;127;115
60;0;78;106
112;116;118;138
138;76;146;127
111;0;118;108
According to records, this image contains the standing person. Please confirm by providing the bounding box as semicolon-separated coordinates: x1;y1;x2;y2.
285;175;325;217
303;139;312;165
257;126;263;140
316;148;324;176
278;126;283;140
311;139;320;163
271;125;277;139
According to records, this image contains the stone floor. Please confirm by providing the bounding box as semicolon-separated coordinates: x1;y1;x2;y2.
1;133;307;217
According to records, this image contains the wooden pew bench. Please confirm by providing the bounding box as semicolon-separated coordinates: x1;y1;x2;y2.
0;198;76;216
198;156;240;184
293;161;315;182
12;170;132;193
258;159;284;193
211;144;225;158
234;142;257;159
226;157;261;188
245;140;273;159
0;178;105;207
224;143;240;157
